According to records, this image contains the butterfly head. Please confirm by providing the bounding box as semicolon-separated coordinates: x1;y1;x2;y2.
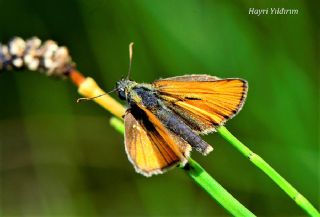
116;79;137;101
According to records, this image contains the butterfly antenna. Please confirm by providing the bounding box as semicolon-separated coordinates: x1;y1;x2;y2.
126;42;134;79
76;88;117;103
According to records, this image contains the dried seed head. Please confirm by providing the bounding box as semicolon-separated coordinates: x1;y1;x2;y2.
0;36;74;78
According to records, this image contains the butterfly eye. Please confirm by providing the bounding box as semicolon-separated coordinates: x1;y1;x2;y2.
117;88;126;100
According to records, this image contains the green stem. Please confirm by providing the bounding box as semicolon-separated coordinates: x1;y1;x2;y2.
110;117;256;216
185;158;255;217
110;117;126;134
217;126;320;217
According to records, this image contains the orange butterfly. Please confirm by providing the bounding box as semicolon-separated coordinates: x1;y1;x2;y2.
116;74;247;176
77;44;248;177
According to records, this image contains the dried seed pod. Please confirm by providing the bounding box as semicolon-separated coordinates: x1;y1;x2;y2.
9;37;25;56
9;37;26;68
0;36;74;78
24;37;42;71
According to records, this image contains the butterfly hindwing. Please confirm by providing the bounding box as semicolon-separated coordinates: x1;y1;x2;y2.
124;108;191;177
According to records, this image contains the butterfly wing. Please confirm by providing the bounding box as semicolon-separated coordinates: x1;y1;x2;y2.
124;108;191;177
153;74;248;134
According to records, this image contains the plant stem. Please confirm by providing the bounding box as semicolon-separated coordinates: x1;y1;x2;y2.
185;158;255;216
217;126;320;217
76;75;319;216
77;77;126;118
110;117;256;217
110;117;126;134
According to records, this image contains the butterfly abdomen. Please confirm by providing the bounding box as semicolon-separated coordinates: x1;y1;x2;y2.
156;108;213;155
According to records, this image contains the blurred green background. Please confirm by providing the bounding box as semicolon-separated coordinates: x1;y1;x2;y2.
0;0;318;216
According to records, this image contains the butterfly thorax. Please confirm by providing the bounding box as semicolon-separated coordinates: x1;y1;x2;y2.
116;79;157;108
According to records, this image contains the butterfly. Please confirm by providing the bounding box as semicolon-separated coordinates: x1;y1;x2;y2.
116;73;247;177
78;43;248;177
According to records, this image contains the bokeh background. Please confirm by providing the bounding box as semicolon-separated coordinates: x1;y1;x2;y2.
0;0;318;216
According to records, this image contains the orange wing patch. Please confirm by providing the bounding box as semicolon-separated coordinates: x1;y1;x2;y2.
124;110;191;177
154;75;247;134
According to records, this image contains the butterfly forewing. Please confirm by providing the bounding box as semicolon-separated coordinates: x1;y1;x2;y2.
153;75;248;134
124;109;191;177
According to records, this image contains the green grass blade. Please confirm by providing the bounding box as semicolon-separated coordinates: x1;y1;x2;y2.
217;126;320;217
185;158;255;216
